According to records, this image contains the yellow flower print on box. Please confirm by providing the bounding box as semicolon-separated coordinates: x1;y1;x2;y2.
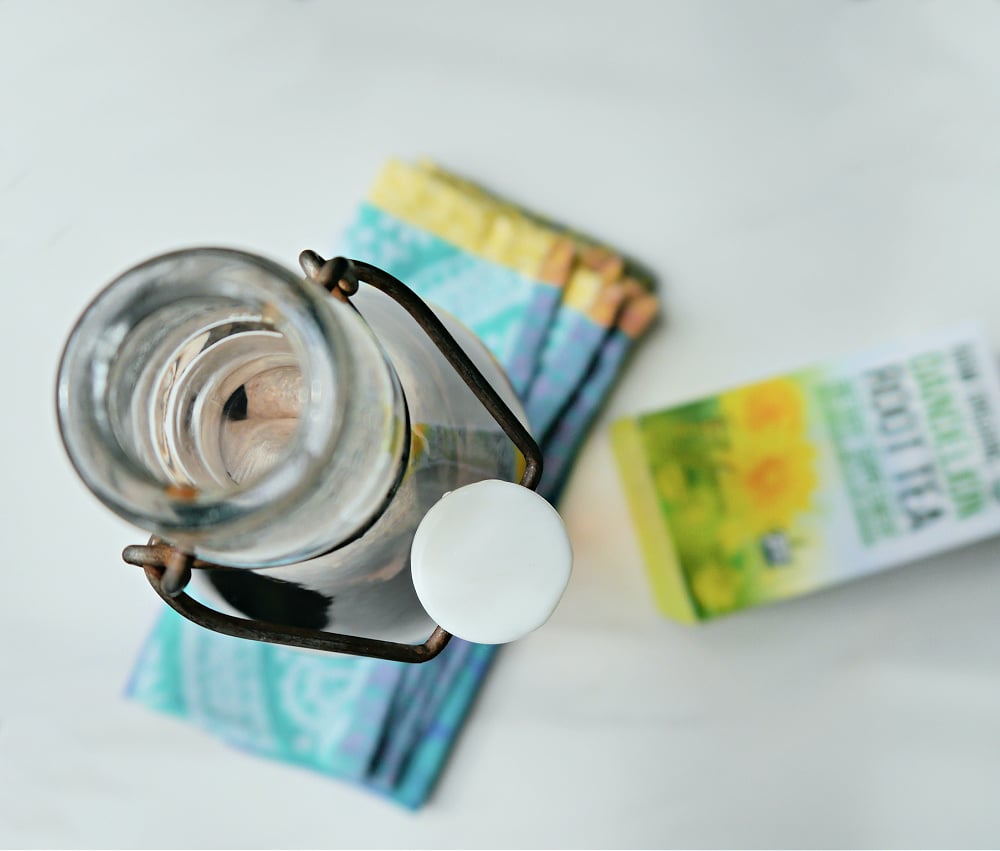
691;563;742;615
721;438;818;534
722;378;806;437
719;378;818;534
620;373;822;619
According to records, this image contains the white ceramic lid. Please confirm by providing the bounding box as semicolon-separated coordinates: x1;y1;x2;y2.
410;479;573;645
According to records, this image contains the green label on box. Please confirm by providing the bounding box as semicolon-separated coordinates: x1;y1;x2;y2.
612;326;1000;621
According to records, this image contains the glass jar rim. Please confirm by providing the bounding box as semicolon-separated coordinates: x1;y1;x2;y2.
56;247;346;538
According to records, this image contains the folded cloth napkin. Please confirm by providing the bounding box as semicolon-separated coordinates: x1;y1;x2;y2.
355;160;575;395
127;160;658;809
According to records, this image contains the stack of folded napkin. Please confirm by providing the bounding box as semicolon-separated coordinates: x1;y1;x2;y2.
127;159;658;808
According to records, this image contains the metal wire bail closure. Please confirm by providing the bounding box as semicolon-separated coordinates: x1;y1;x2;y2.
122;253;543;664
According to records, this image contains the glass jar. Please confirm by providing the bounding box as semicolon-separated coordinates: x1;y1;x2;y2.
57;247;527;646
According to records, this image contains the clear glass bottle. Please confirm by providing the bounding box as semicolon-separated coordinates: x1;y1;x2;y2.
57;248;525;644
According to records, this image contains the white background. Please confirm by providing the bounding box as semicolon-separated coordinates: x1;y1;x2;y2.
2;1;1000;847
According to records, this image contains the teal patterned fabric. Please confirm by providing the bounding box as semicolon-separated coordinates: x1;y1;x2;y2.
340;204;558;394
126;200;645;808
540;329;634;501
524;306;609;439
128;611;404;781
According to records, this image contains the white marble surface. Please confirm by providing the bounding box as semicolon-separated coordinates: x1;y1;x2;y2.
3;1;1000;847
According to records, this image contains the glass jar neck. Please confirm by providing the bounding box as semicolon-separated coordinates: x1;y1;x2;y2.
57;248;408;566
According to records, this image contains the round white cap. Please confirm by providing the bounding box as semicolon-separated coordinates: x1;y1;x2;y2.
411;479;573;645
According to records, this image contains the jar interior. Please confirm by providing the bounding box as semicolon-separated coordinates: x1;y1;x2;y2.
107;299;306;497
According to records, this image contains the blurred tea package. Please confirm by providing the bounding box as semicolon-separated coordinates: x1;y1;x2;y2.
612;325;1000;622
